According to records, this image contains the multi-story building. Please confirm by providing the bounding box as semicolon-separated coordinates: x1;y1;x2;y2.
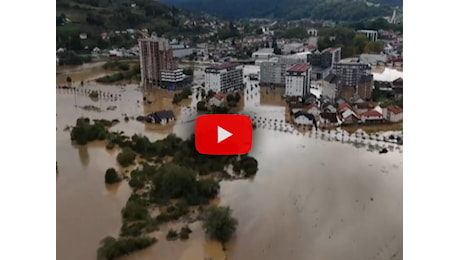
160;69;185;89
138;37;177;88
357;30;378;42
308;47;341;80
260;52;311;86
285;64;311;97
204;63;243;93
332;58;374;99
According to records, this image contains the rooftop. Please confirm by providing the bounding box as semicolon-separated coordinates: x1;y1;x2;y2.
320;112;338;123
207;63;241;70
362;110;383;117
287;64;310;73
387;105;403;114
253;48;274;54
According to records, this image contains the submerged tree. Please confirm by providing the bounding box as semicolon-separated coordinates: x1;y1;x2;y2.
203;206;238;244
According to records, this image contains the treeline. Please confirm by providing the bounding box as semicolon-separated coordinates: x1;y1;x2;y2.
57;0;209;51
165;0;394;21
57;50;92;66
317;26;384;58
96;63;140;84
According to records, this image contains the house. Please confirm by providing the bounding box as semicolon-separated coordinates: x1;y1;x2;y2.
294;111;315;126
361;109;385;123
341;109;360;124
151;110;175;124
305;103;321;117
392;77;403;99
383;105;403;122
338;102;353;113
322;103;337;113
319;112;340;127
209;93;225;108
354;102;373;115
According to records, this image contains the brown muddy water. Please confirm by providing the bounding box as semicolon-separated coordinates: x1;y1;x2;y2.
57;67;402;260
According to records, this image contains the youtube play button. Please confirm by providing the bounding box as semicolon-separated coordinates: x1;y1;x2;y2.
195;114;252;155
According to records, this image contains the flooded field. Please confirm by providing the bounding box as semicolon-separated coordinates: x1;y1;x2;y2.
56;63;402;260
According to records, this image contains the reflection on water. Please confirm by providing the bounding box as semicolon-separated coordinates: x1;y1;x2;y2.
78;145;89;167
57;70;402;260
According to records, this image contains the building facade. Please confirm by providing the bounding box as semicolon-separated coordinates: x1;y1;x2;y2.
260;52;311;86
160;69;185;89
139;37;177;88
204;63;244;93
357;30;378;42
332;59;373;88
285;64;311;97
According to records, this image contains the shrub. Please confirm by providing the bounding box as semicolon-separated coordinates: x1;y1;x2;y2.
180;226;192;240
197;100;207;111
166;229;179;240
203;206;238;244
117;147;136;167
97;236;156;260
105;168;121;184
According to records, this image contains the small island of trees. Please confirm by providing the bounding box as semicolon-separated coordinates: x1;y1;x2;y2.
70;118;257;259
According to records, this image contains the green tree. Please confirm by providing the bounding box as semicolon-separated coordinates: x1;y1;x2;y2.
117;147;136;167
66;76;72;87
105;168;121;184
197;100;207;111
353;34;370;54
203;206;238;244
97;236;156;260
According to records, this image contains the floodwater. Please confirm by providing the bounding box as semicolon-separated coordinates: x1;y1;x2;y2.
56;64;402;260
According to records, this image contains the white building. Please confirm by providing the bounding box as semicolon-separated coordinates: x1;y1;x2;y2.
307;28;318;37
205;63;243;93
383;105;403;122
285;64;311;97
160;69;185;84
252;48;275;61
294;111;315;125
359;53;387;65
357;30;378;41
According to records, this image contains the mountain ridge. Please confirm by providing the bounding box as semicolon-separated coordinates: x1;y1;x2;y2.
161;0;401;21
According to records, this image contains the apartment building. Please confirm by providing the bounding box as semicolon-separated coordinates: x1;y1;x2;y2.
204;63;244;93
138;37;177;87
260;52;311;86
332;58;374;99
285;64;311;97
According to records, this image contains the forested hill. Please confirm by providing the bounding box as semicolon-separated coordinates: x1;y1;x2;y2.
56;0;213;50
161;0;400;21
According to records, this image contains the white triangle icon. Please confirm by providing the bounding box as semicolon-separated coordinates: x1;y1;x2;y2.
217;126;233;143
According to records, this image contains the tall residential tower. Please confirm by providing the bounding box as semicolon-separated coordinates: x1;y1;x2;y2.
138;37;177;88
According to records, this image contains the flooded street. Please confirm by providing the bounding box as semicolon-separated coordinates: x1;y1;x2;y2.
57;64;402;260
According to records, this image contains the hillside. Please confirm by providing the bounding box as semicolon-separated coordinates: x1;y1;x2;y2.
56;0;212;50
161;0;400;21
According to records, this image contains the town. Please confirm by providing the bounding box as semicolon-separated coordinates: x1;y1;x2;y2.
57;10;403;131
56;1;403;260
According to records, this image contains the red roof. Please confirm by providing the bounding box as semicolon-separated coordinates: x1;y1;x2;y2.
338;102;353;112
287;64;310;73
305;103;319;111
362;110;383;117
392;56;403;62
214;93;225;100
387;105;403;114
